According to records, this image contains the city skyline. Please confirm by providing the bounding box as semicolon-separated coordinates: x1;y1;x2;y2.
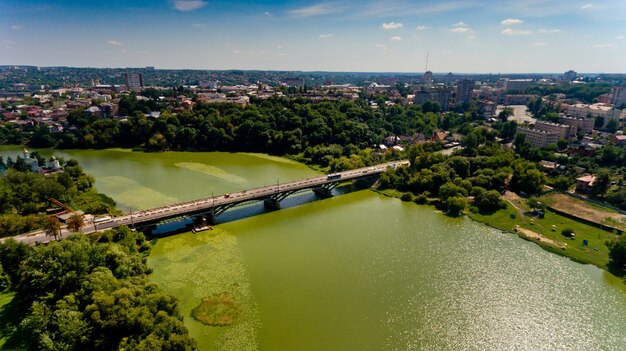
1;0;626;73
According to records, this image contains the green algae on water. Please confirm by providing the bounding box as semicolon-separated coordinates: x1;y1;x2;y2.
149;228;260;351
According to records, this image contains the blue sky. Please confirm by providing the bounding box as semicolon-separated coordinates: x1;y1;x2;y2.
1;0;625;72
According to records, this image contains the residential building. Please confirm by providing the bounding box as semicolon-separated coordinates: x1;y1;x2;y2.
535;121;570;140
283;78;305;88
503;79;534;92
559;116;594;137
566;103;621;128
611;85;626;108
575;175;596;194
124;73;143;91
610;135;626;146
455;79;474;105
516;126;559;148
478;100;497;118
504;94;538;105
563;70;577;81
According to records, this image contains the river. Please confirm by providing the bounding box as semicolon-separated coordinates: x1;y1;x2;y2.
1;146;625;350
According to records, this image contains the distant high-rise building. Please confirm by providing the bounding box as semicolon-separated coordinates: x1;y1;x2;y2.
611;85;626;107
455;79;474;105
423;70;433;83
563;70;577;81
124;72;143;91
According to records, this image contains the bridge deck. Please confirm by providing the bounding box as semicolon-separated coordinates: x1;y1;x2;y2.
95;160;409;230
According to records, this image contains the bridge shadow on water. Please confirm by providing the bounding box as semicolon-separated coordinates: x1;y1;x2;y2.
148;183;366;237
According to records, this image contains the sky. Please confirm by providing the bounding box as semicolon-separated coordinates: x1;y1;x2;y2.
1;0;625;73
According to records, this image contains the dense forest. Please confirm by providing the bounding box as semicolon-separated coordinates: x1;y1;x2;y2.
0;227;195;350
0;157;117;237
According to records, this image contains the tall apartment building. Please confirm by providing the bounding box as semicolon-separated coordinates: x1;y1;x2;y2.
124;72;143;91
563;70;577;81
611;85;626;107
455;79;474;105
517;126;559;148
414;88;450;111
559;116;594;137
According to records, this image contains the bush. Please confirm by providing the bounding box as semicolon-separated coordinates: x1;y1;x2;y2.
414;194;428;204
400;192;413;202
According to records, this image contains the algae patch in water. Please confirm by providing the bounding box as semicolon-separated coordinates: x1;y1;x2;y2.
175;162;248;185
192;292;240;326
151;228;260;351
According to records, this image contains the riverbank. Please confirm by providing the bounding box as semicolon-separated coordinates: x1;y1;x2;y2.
375;188;621;277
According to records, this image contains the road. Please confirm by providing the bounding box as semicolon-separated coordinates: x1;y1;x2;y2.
2;160;409;246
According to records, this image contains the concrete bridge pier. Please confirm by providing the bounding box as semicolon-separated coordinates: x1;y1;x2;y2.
206;211;218;225
264;198;281;210
313;187;334;198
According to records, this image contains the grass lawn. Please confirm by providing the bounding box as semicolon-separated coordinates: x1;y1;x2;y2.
0;292;27;350
467;202;619;269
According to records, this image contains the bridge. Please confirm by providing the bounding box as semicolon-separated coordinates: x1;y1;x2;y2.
5;160;408;245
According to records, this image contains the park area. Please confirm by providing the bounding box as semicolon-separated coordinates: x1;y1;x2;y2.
467;191;621;269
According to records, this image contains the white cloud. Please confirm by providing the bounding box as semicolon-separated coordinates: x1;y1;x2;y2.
415;25;427;30
468;35;476;39
319;33;334;38
278;52;287;56
171;0;207;12
192;23;206;27
375;43;387;50
233;49;241;54
11;25;23;30
382;22;403;30
533;41;547;46
594;43;616;48
453;21;466;27
390;36;402;41
289;4;340;17
501;28;532;35
617;35;625;40
263;11;272;16
107;40;123;46
449;27;470;33
501;18;523;25
539;28;561;33
581;3;593;9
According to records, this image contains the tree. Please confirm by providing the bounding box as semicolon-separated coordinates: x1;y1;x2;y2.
607;235;626;275
42;216;62;241
67;214;84;233
475;190;506;212
591;170;611;197
498;107;513;122
445;196;467;216
606;118;619;133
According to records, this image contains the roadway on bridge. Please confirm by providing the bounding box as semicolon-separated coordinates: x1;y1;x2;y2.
4;160;409;245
